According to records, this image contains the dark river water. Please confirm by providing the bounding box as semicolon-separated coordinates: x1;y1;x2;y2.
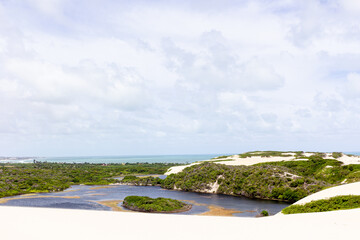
0;184;289;217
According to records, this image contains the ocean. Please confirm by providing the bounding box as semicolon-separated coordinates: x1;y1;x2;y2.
33;154;221;164
345;152;360;156
2;152;359;164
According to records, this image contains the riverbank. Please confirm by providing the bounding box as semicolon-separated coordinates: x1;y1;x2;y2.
0;204;358;240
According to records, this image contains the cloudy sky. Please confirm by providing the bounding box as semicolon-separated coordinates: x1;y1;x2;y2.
0;0;360;156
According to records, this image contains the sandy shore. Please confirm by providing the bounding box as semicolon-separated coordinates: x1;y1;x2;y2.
0;204;359;240
166;152;360;175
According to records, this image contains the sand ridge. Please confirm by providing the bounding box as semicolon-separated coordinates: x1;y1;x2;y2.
165;152;360;175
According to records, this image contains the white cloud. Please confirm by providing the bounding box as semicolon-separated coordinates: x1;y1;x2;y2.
0;0;360;155
345;72;360;97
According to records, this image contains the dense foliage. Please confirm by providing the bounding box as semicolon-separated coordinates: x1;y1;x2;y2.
0;162;179;198
162;162;329;202
256;156;360;184
212;151;308;159
163;152;360;203
211;151;296;159
331;152;343;158
260;210;269;216
282;195;360;214
123;195;189;212
120;175;163;186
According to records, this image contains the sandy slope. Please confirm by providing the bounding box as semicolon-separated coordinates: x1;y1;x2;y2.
290;181;360;205
0;205;359;240
275;182;360;216
165;152;360;175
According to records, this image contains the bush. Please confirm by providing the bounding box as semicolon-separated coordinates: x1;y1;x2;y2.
282;195;360;214
332;152;343;158
162;162;328;202
122;196;190;212
261;210;269;216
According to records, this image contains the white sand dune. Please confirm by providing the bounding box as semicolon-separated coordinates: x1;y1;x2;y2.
290;181;360;205
276;181;360;216
0;204;359;240
166;152;360;175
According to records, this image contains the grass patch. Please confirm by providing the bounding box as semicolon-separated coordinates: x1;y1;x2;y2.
282;195;360;214
120;175;163;186
238;151;294;158
122;196;191;213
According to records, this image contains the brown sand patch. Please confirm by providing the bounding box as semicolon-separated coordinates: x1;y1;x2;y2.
21;194;38;197
87;193;106;196
63;189;80;193
95;200;130;212
183;200;207;206
245;210;256;213
0;195;81;204
137;175;160;178
199;205;243;217
89;186;116;190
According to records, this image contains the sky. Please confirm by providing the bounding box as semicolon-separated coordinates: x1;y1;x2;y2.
0;0;360;156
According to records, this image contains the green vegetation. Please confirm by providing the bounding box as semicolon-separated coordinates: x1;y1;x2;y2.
162;162;329;202
238;151;293;158
0;162;179;198
261;210;269;216
120;175;163;186
211;151;299;160
162;152;360;203
2;151;359;207
282;195;360;214
122;195;191;213
332;152;343;158
211;155;231;159
256;156;360;184
294;151;304;158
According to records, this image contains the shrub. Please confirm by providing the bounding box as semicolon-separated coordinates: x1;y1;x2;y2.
332;152;343;158
282;195;360;214
122;196;190;213
261;210;269;216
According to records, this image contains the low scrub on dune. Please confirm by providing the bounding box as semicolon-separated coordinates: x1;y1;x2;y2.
162;162;329;202
256;156;360;184
282;195;360;214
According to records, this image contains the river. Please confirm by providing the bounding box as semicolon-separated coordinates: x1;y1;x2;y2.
0;184;289;217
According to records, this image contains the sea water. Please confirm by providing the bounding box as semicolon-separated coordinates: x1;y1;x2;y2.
3;152;359;164
36;154;222;164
